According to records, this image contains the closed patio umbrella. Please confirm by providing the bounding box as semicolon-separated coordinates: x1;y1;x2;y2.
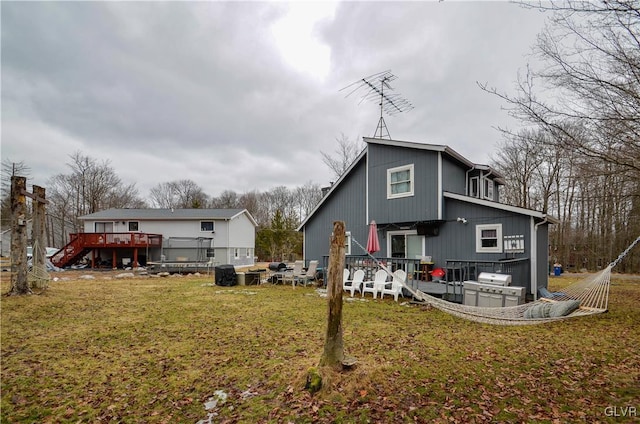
366;220;380;254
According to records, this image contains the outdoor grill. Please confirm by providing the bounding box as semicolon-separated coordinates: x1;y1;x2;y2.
268;262;287;272
463;272;525;307
477;272;512;286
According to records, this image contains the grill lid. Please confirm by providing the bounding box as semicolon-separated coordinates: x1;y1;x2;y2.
477;272;512;286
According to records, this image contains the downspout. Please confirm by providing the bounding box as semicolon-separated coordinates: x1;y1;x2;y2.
437;152;443;220
531;216;549;300
465;165;476;196
366;148;369;225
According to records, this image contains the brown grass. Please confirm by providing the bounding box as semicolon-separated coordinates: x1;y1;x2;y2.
1;271;639;423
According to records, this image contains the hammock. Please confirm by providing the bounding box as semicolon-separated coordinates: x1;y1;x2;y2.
352;235;640;326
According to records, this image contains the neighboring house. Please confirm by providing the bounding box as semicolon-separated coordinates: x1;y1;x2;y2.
298;137;558;297
52;208;256;269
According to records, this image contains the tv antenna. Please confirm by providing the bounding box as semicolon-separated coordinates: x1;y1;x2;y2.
341;70;414;139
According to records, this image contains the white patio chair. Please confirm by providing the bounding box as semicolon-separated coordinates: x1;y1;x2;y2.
380;269;406;301
281;260;304;288
343;269;365;297
296;260;319;287
361;269;388;298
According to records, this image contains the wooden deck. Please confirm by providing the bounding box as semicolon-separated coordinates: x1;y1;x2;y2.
51;232;163;268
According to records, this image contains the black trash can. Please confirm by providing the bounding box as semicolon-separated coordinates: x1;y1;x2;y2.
215;264;237;286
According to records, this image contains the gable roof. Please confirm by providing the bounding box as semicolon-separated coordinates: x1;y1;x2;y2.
297;137;506;230
79;208;257;226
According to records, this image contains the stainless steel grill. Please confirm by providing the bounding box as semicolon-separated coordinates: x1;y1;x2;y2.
477;272;512;286
463;281;525;307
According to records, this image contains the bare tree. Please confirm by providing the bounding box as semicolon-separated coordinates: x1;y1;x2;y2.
1;159;31;230
47;152;146;245
210;190;239;209
482;1;640;179
149;179;208;208
320;133;364;181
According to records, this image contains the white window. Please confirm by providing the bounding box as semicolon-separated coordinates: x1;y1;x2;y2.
246;248;252;258
469;177;479;198
387;164;414;199
483;178;494;201
201;221;214;232
345;231;352;255
476;224;503;253
234;248;240;258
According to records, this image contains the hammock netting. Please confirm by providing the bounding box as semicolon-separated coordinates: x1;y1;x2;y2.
353;235;639;326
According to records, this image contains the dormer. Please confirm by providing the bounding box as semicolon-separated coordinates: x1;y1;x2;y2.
467;165;503;202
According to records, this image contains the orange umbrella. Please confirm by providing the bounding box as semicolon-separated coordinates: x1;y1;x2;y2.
366;220;380;254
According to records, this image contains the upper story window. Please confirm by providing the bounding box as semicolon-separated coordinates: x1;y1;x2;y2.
469;177;479;198
483;178;494;201
387;164;414;199
476;224;503;253
201;221;214;232
128;221;139;231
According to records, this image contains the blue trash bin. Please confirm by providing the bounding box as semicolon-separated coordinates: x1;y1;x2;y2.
553;266;562;276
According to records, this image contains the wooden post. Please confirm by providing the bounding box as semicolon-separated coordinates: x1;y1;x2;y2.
31;185;47;289
9;176;29;295
319;221;347;368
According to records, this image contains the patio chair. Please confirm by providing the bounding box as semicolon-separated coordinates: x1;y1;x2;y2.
281;260;304;287
361;269;388;298
343;269;365;297
380;269;406;301
296;260;319;287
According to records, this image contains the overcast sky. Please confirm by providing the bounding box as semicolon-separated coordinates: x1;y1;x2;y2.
2;1;549;202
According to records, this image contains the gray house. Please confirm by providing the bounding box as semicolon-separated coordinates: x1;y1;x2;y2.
298;137;558;298
53;208;257;269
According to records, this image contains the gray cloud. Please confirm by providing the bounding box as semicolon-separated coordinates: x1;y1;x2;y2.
2;1;548;199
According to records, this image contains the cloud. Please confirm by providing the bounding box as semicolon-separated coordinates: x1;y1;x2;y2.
1;1;548;201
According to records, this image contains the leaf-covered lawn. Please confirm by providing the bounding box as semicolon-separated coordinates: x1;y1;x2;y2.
1;272;639;423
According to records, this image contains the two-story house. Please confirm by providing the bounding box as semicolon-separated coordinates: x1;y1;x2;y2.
51;208;256;269
298;137;558;298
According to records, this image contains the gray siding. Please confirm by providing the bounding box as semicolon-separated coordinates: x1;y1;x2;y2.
441;156;467;195
303;158;368;261
367;143;440;224
431;198;535;291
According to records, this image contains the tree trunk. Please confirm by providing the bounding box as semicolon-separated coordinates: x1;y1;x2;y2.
319;221;346;368
31;185;47;289
9;176;29;295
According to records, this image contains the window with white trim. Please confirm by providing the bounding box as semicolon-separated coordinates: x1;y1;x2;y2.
469;177;479;198
201;221;214;232
246;248;253;258
387;164;414;199
234;248;240;258
476;224;503;253
483;178;494;201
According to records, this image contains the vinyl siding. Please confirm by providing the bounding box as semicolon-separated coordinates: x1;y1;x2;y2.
367;143;440;224
303;158;367;261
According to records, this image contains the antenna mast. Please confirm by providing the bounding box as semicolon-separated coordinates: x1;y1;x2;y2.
341;70;414;139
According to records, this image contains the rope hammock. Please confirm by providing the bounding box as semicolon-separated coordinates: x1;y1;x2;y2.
352;235;640;326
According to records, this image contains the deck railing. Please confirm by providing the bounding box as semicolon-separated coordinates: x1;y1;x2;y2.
320;255;530;301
